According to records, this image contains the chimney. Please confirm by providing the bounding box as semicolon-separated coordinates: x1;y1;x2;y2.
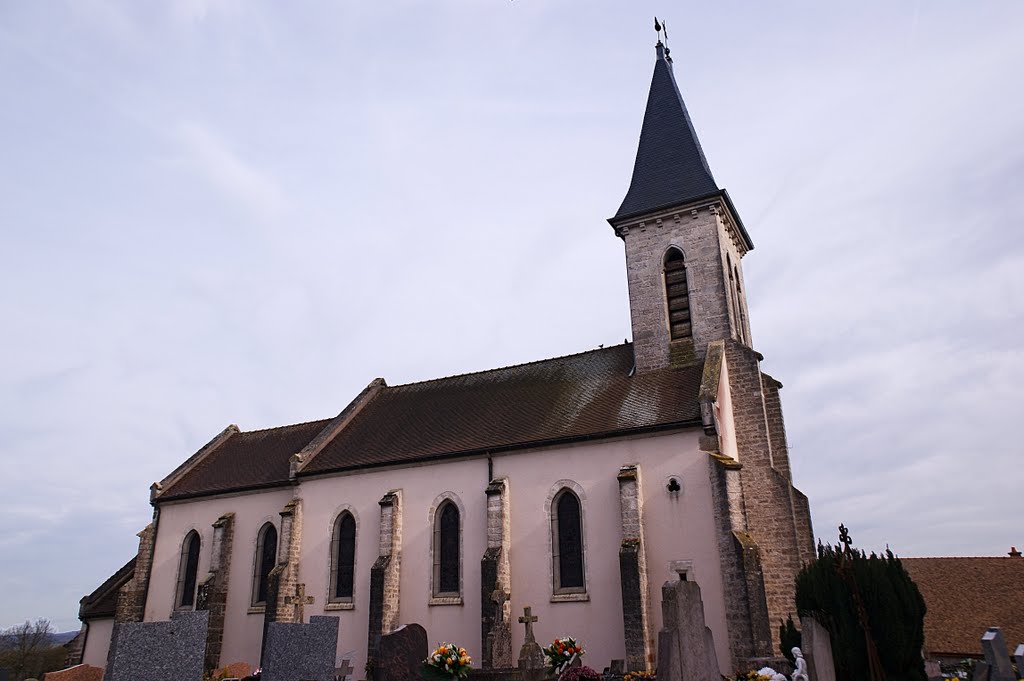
1009;546;1022;558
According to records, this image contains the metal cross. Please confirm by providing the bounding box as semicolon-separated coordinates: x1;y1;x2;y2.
518;606;538;644
284;582;315;623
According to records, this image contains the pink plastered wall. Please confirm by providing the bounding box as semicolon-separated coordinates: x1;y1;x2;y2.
81;618;113;669
143;427;730;673
146;488;295;666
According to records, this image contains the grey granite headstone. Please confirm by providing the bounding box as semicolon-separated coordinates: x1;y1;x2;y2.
1013;644;1024;680
377;624;428;681
982;628;1016;681
656;580;720;681
104;610;208;681
799;616;836;681
975;661;993;681
262;615;339;681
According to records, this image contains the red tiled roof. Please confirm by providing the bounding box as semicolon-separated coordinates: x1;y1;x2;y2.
158;344;704;500
902;556;1024;657
160;418;332;500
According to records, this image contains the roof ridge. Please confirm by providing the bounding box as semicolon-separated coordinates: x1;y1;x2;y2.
903;555;1021;560
240;417;334;435
390;342;633;389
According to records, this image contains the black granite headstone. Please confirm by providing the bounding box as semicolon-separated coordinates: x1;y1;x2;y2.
104;611;208;681
376;624;428;681
262;616;340;681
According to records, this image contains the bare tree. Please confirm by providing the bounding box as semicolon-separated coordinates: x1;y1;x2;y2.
0;618;65;681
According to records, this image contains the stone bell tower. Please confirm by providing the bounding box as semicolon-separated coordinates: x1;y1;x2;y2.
609;41;755;373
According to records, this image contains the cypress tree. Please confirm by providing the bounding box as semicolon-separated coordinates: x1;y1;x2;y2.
795;540;927;681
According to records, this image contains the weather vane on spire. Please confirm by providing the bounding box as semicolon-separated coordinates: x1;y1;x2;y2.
654;17;671;57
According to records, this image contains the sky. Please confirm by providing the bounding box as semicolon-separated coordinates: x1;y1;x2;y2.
1;1;1022;632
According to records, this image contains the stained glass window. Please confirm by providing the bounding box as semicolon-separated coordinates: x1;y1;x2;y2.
436;502;460;595
178;531;201;608
255;523;277;605
334;512;356;600
555;490;585;590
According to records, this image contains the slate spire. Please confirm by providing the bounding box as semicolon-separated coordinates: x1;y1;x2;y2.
614;42;719;221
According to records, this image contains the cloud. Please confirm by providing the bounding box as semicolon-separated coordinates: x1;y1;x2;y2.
172;121;287;220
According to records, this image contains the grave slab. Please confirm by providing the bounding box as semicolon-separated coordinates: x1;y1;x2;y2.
656;580;720;681
376;624;428;681
799;616;836;681
982;628;1016;681
42;664;104;681
262;615;339;681
104;611;208;681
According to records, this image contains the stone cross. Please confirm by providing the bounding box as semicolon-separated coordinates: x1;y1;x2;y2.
492;589;510;617
334;659;354;681
518;606;539;644
284;583;315;624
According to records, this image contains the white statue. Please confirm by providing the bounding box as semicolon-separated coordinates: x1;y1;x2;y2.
792;647;809;681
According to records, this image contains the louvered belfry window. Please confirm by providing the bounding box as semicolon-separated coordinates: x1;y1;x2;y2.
553;490;585;590
332;512;356;600
664;248;692;341
434;502;460;595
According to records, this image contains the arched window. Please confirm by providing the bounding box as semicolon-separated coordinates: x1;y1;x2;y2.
734;266;748;344
330;512;356;602
252;522;278;606
551;489;585;592
664;248;692;341
433;501;460;597
175;530;201;610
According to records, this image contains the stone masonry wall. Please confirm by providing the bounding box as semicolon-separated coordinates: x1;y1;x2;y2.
115;521;156;623
620;200;739;372
480;478;511;669
724;341;803;650
367;490;402;668
272;499;303;624
617;465;652;672
197;512;234;672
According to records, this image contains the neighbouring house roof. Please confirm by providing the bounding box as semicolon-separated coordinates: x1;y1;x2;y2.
79;557;136;620
158;343;705;501
902;556;1024;658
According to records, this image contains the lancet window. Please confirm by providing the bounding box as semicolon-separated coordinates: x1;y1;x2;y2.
551;488;585;592
175;530;201;610
433;501;460;597
252;522;278;606
330;511;356;602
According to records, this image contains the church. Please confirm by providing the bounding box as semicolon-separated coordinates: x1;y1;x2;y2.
71;38;815;677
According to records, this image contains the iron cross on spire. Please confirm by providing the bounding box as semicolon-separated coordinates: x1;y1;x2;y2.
284;582;315;623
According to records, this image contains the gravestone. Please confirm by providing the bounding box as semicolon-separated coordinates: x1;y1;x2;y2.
981;628;1016;681
516;607;546;681
42;664;104;681
0;668;9;681
376;624;428;681
335;656;355;681
214;662;253;679
975;662;992;681
656;580;720;681
262;615;339;681
487;589;514;669
1013;644;1024;680
799;616;836;681
104;610;208;681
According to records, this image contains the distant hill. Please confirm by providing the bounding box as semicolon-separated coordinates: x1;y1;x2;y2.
0;630;78;649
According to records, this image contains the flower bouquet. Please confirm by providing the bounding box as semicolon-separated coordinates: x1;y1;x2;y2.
421;642;472;681
624;672;655;681
542;636;585;676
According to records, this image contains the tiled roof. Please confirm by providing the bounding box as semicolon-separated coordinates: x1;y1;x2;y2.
160;418;333;501
158;343;704;500
79;557;135;620
303;343;702;475
902;557;1024;657
613;43;719;222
